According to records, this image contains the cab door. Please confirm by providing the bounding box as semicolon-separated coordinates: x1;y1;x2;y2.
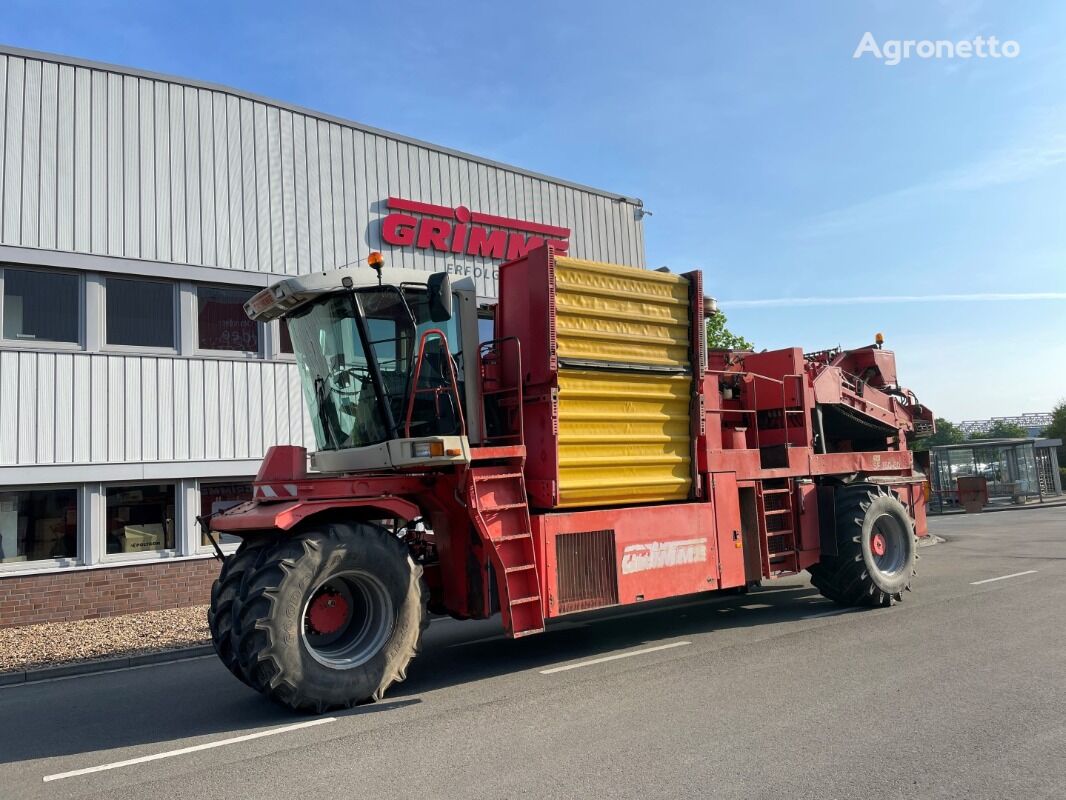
713;473;746;589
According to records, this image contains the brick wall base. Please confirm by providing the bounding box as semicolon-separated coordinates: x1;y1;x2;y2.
0;558;223;628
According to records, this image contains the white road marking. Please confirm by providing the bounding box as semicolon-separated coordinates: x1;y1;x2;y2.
42;717;336;782
539;641;691;675
970;570;1038;586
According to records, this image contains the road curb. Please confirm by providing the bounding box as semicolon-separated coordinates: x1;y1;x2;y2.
980;500;1066;514
0;644;214;687
931;500;1066;517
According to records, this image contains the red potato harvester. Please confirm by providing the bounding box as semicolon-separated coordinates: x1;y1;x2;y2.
206;244;935;712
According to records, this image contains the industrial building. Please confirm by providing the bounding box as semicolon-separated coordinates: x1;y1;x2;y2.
0;45;646;626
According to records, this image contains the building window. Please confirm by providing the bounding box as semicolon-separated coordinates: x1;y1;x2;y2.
198;286;259;352
105;484;175;555
0;488;78;563
105;277;176;348
2;268;80;344
200;481;253;547
279;319;294;354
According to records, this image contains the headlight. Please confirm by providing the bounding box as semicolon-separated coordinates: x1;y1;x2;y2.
412;441;445;458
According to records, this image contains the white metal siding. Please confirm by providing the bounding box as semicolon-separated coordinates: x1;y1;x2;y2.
0;351;312;467
0;51;644;296
0;48;645;474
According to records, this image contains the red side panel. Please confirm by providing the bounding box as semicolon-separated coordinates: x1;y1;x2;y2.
256;445;308;482
496;244;555;388
713;473;746;589
893;482;929;537
211;497;421;533
497;246;558;509
535;503;718;617
795;481;822;569
520;387;560;509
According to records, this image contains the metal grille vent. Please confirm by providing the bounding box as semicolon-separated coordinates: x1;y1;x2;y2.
763;491;792;533
767;534;792;554
556;529;619;614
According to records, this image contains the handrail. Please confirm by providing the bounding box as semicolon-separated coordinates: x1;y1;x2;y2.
403;329;467;439
711;369;807;450
479;336;525;446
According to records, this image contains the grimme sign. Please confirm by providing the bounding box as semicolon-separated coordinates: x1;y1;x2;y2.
381;197;571;261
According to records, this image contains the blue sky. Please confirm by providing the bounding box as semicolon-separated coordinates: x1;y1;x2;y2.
3;0;1064;420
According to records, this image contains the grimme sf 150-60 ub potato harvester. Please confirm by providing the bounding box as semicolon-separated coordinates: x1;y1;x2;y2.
205;245;934;712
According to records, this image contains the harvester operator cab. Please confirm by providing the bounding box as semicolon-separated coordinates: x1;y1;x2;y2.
245;255;481;474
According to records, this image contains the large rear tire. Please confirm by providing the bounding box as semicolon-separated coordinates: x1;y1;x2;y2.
808;484;916;607
233;522;428;713
208;538;271;686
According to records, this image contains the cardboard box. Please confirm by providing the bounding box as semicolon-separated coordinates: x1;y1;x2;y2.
122;524;166;552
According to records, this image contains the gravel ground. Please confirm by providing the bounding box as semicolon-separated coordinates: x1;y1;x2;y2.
0;605;210;674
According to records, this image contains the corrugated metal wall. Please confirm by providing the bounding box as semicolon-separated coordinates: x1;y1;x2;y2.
0;50;645;299
0;48;646;472
0;351;304;465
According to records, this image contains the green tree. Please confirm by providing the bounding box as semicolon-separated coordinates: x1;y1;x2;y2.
910;417;965;450
706;309;753;351
1040;399;1066;441
1042;399;1066;469
969;420;1028;440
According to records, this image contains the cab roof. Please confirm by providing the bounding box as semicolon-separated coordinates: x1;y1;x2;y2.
245;265;474;322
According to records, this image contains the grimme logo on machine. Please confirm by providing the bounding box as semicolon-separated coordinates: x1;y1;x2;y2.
381;197;571;262
621;538;709;575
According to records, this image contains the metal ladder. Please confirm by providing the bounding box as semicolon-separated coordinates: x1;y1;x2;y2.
467;466;545;637
758;482;800;575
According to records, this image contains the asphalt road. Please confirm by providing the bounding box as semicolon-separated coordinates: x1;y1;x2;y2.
2;506;1064;799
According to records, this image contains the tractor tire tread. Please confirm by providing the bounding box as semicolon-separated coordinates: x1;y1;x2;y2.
807;484;916;608
233;522;428;713
207;537;272;687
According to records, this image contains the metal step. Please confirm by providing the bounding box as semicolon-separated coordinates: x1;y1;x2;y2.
510;595;541;606
473;472;524;482
481;502;527;512
768;549;798;560
512;627;546;638
504;564;537;574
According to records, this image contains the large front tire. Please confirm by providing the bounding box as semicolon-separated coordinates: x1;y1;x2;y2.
809;484;917;607
233;522;428;713
208;538;271;686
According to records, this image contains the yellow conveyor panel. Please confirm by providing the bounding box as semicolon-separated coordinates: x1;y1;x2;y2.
556;370;692;507
554;256;691;370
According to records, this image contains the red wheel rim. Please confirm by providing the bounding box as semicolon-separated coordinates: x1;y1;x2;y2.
871;531;887;557
307;590;350;636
